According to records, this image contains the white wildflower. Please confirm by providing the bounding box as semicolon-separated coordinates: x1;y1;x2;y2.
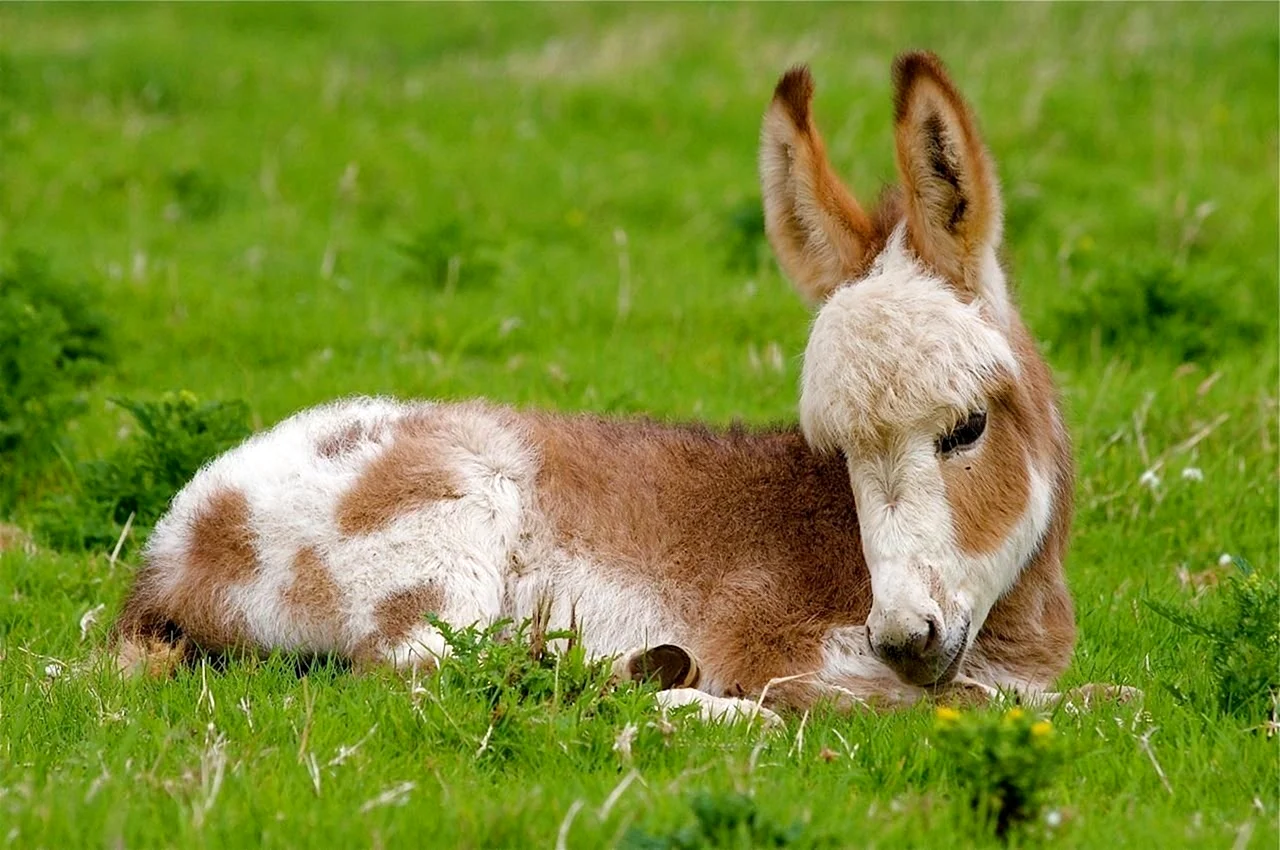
613;722;638;763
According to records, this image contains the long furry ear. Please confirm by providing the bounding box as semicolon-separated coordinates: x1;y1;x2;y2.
760;66;875;304
892;51;1002;295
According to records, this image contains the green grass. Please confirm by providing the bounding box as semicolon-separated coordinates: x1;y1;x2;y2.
1;4;1277;847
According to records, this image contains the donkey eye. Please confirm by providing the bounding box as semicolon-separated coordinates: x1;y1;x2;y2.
937;410;987;455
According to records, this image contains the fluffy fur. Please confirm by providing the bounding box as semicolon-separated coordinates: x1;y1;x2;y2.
113;52;1103;719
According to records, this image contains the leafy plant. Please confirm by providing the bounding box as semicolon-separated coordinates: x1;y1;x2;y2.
165;167;225;221
423;613;655;763
0;251;113;503
1044;255;1267;362
621;792;805;849
933;707;1065;839
396;220;498;290
33;391;252;553
429;614;610;707
1146;561;1279;722
722;198;769;273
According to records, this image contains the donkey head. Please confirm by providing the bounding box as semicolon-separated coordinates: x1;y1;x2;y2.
760;53;1066;687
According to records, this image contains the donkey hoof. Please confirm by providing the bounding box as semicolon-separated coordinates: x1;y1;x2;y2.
935;678;999;707
613;644;701;690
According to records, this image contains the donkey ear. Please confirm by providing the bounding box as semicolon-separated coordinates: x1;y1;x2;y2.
760;66;875;305
892;52;1002;294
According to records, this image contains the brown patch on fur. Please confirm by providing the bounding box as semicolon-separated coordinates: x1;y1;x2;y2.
968;321;1076;687
760;65;895;303
318;421;363;459
283;546;343;627
773;65;814;128
947;317;1067;556
351;583;445;667
169;487;260;649
526;414;872;697
335;414;463;535
112;487;260;670
375;584;445;645
1005;317;1063;467
111;588;193;677
941;392;1031;555
759;678;871;713
188;488;258;584
892;50;1000;292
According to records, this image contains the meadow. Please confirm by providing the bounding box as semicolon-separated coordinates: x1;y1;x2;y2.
0;4;1276;847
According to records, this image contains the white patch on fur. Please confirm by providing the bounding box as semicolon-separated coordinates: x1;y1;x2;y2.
507;556;685;659
142;396;691;673
956;464;1055;641
382;625;450;670
845;437;956;647
143;397;408;642
975;244;1013;331
144;397;540;656
841;441;1054;679
800;226;1017;452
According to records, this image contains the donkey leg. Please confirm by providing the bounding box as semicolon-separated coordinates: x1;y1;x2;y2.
654;688;782;727
611;644;779;725
612;644;701;690
1014;683;1143;711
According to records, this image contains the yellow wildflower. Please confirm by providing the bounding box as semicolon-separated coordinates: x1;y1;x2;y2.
1004;707;1025;723
935;706;961;726
1031;720;1052;739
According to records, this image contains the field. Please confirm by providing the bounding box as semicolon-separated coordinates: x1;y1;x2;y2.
1;4;1277;847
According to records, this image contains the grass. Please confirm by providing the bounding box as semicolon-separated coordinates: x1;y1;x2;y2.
1;3;1277;847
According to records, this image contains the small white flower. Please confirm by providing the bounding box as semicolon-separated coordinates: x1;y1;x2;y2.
1218;553;1234;568
44;662;63;679
1139;469;1161;490
1044;809;1063;828
613;723;638;762
1180;467;1204;482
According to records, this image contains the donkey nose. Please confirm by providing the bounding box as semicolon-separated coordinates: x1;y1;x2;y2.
870;612;941;660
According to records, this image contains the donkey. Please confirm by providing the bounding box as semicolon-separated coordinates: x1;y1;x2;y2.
113;52;1103;722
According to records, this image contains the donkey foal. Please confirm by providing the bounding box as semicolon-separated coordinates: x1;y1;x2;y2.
114;53;1127;722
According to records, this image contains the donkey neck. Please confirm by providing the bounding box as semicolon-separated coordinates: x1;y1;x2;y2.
524;412;873;621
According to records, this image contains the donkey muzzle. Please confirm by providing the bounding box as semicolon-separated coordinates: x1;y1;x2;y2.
867;608;969;688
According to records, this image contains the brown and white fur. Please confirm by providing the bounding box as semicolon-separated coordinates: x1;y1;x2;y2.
114;53;1090;721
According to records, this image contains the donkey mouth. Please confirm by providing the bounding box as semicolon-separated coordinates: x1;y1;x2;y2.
927;644;968;689
887;645;965;689
877;620;971;689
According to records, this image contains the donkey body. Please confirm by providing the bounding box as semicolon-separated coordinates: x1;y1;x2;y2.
115;54;1084;720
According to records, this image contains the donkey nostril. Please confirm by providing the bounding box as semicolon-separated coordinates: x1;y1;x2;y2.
920;615;942;655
